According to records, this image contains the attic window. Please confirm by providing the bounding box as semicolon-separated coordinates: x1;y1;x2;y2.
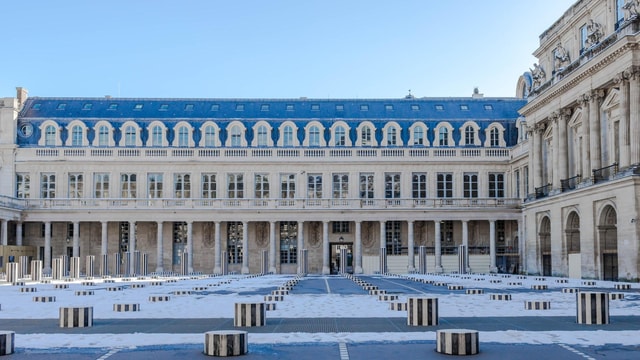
385;105;394;111
210;104;219;111
235;104;244;111
335;105;344;111
460;104;469;110
261;104;270;111
484;104;493;110
134;104;144;111
159;104;169;111
108;103;118;110
311;104;320;111
82;103;92;110
32;103;41;110
56;103;67;110
435;105;444;111
286;104;294;111
411;104;420;111
360;105;369;111
184;104;194;111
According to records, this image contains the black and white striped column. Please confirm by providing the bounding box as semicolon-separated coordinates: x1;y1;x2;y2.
577;291;609;324
261;250;269;275
113;253;121;277
407;297;438;326
19;255;29;279
85;255;95;278
134;251;141;276
30;260;43;282
123;252;131;277
60;255;69;277
69;257;81;279
339;247;348;274
0;331;15;356
458;245;467;274
221;251;229;276
418;246;427;274
436;329;479;355
181;251;189;276
52;258;64;280
101;254;109;277
299;249;308;275
379;247;387;274
5;263;18;284
59;307;93;327
204;330;248;356
234;303;266;327
141;253;148;276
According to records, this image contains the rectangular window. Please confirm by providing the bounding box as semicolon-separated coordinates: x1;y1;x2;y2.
67;222;74;239
441;220;453;243
227;222;243;264
359;173;374;199
119;222;129;254
437;173;453;198
411;104;420;111
174;173;191;198
311;104;320;111
617;0;625;28
385;221;402;255
385;104;394;111
463;173;478;198
280;173;296;199
336;105;344;111
227;173;244;199
332;173;349;199
435;105;444;111
94;173;110;198
254;173;270;199
40;173;56;198
385;173;401;203
360;104;369;111
489;173;505;198
68;173;84;198
202;173;217;198
16;173;31;198
147;173;163;198
332;221;350;233
286;104;294;111
412;173;427;199
307;174;322;199
515;170;521;198
120;173;137;198
260;104;270;111
280;221;298;264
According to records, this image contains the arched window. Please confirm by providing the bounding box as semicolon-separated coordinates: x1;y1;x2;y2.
124;125;136;146
490;128;500;147
230;126;242;147
413;127;424;145
335;126;346;146
203;125;216;147
151;125;163;146
439;127;449;146
283;125;294;147
45;125;56;146
387;127;397;146
361;126;372;146
177;126;189;147
309;125;320;147
465;126;475;145
71;125;83;146
257;125;269;147
98;125;109;147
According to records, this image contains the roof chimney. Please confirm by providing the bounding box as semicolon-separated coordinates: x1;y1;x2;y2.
16;87;28;109
472;87;484;98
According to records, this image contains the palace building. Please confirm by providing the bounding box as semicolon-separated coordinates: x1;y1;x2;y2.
1;0;639;281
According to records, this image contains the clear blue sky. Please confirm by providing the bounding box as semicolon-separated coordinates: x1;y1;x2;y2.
1;0;575;99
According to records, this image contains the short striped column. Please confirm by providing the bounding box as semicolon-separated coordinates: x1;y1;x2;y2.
113;252;121;277
69;257;81;279
466;289;484;295
30;260;43;282
5;263;18;284
407;297;438;326
113;304;140;312
234;303;266;327
85;255;95;278
436;329;479;355
339;247;348;274
577;292;609;325
390;302;407;311
204;330;248;357
0;331;15;356
19;256;29;279
379;247;387;274
59;307;93;327
525;300;551;310
418;246;427;274
101;254;109;277
614;284;631;290
221;251;229;276
490;294;511;301
261;250;269;275
33;296;56;302
458;245;467;274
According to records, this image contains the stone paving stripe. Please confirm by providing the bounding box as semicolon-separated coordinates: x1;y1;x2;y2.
325;278;332;294
557;343;596;360
96;347;121;360
339;342;350;360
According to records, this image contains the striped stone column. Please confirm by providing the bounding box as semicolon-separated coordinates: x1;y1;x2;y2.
436;329;479;355
221;251;229;275
134;251;141;276
69;257;81;279
577;292;609;324
180;251;189;276
204;330;248;356
30;260;43;282
19;255;29;279
60;255;69;277
261;250;269;275
299;249;308;275
5;263;18;284
113;252;121;276
458;245;467;274
418;246;427;274
234;303;266;327
123;252;131;277
379;247;387;274
101;254;109;277
339;247;348;274
407;297;438;326
141;253;148;276
0;331;15;356
85;256;95;278
52;258;64;280
59;307;93;328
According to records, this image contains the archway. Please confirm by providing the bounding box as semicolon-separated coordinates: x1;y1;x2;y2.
598;205;618;281
539;216;551;276
565;211;580;278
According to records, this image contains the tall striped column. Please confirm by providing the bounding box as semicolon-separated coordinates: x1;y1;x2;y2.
59;307;93;328
407;297;438;326
0;331;15;355
30;260;43;282
5;263;19;284
181;251;188;276
141;253;148;276
19;255;29;279
133;251;141;276
101;254;109;277
299;249;308;275
52;258;64;280
379;247;387;274
113;253;121;277
458;245;467;274
69;257;81;279
261;250;269;275
339;247;348;274
418;246;427;274
577;292;609;324
221;251;229;275
123;252;131;277
85;256;95;278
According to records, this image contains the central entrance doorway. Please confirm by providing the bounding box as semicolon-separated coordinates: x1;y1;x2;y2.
330;243;353;274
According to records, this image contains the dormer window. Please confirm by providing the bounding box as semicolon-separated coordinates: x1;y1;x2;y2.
56;103;66;110
385;105;394;111
435;105;444;111
360;105;369;111
159;104;169;111
134;104;143;111
286;104;294;111
108;103;118;110
210;104;219;111
311;104;320;111
460;104;469;110
82;103;92;110
184;104;194;111
411;104;420;111
235;104;244;111
484;104;493;110
260;104;270;111
336;105;344;111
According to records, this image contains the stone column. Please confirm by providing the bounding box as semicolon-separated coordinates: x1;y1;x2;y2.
489;220;497;272
617;72;630;168
72;221;80;257
533;125;544;189
407;220;415;273
187;221;194;274
589;90;603;171
354;221;363;274
243;221;250;274
156;221;164;272
579;94;591;179
16;222;22;246
44;222;52;273
434;221;442;272
129;221;136;276
322;221;330;274
462;220;470;273
1;219;7;246
551;113;560;189
214;221;221;274
297;221;304;274
558;109;570;182
630;71;640;165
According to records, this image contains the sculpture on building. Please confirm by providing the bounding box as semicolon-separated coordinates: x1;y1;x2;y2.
623;0;640;19
529;63;546;89
553;43;570;72
585;19;604;47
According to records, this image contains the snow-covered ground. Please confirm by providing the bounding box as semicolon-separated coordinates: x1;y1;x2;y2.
1;273;639;348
